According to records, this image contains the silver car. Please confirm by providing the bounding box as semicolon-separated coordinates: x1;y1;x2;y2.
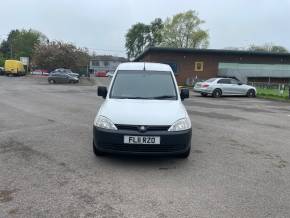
193;78;256;98
48;72;79;84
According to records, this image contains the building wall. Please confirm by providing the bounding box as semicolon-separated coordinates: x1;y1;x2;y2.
90;60;123;72
218;63;290;83
139;51;290;84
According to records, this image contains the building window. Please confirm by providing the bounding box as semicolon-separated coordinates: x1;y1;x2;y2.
104;61;109;67
163;62;178;74
92;60;100;66
194;61;204;72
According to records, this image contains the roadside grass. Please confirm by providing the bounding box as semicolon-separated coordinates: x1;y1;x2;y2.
256;87;290;102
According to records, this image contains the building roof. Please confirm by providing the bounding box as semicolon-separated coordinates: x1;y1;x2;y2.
135;47;290;61
117;62;172;72
91;55;127;62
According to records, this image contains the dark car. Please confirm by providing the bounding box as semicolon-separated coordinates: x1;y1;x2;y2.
0;67;5;76
48;72;79;84
50;68;79;78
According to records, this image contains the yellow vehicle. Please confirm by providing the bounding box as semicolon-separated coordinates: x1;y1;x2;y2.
4;60;25;76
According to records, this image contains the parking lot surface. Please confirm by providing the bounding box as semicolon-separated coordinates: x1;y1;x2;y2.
1;76;290;218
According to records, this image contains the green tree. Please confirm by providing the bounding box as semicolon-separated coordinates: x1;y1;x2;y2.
125;18;163;59
248;43;288;53
0;52;5;66
32;41;89;71
0;29;47;59
125;23;152;59
149;18;164;46
160;10;209;48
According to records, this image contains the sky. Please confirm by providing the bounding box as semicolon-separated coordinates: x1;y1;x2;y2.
0;0;289;57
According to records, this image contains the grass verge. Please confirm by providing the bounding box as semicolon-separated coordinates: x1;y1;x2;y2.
256;87;290;102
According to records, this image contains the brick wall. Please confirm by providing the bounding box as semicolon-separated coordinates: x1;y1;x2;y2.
139;51;290;84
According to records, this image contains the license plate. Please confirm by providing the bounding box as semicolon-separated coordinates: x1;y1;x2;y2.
124;136;160;144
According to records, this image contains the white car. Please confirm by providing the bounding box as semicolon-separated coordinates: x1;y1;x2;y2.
193;78;256;97
93;62;192;158
106;71;114;77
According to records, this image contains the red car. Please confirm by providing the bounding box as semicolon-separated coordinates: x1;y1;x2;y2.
95;71;107;77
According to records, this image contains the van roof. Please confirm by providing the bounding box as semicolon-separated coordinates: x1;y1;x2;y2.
5;60;22;63
117;62;172;72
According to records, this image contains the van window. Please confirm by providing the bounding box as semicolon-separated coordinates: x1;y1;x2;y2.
110;70;177;100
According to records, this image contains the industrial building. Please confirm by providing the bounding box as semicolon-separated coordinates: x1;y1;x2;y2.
90;55;127;73
135;47;290;84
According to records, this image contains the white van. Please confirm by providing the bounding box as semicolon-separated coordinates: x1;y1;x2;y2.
93;62;192;158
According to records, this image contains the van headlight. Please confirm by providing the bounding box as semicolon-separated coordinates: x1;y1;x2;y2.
168;117;191;131
94;116;117;130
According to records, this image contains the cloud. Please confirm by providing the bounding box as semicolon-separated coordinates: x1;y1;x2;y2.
0;0;289;56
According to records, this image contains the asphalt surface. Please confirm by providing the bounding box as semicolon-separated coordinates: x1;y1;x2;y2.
1;76;290;218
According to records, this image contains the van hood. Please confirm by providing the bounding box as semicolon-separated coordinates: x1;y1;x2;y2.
98;99;187;126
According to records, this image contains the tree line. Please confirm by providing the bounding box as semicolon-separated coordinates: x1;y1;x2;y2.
125;10;288;59
0;29;89;72
125;10;209;59
0;10;288;69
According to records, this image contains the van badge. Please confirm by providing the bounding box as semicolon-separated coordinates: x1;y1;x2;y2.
139;126;147;132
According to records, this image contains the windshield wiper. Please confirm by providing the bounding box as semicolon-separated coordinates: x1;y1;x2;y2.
114;96;149;99
113;96;176;100
152;95;177;99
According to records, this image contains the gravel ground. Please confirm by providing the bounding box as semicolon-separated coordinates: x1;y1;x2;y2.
0;76;290;218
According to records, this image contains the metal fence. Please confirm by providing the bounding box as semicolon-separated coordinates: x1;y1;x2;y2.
250;82;290;99
249;82;290;89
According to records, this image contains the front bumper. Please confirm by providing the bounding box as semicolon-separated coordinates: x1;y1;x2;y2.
93;126;192;155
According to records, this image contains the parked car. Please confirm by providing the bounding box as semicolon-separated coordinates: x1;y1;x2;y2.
48;72;79;84
31;70;42;75
0;67;4;75
31;69;48;76
95;71;107;77
50;68;79;78
193;78;256;97
106;71;114;77
93;62;192;158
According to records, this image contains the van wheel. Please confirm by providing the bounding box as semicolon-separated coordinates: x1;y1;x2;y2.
247;89;256;97
212;89;222;98
93;141;106;156
49;79;55;84
177;147;191;158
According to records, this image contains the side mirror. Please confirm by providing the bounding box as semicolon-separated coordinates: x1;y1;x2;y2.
180;88;189;100
98;86;107;99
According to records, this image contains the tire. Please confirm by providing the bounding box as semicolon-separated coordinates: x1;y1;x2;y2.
201;93;208;97
48;79;55;84
93;141;106;156
177;147;191;158
212;89;222;98
247;89;256;98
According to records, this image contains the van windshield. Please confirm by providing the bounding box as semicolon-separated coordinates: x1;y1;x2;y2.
110;70;177;100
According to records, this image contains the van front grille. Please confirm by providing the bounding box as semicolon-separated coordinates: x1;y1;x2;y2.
115;124;170;132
